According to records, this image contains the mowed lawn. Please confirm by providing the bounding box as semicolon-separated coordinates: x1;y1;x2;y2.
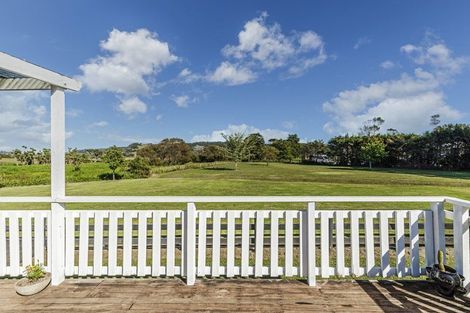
0;162;469;210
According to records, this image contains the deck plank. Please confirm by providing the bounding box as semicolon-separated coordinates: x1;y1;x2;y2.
0;278;468;312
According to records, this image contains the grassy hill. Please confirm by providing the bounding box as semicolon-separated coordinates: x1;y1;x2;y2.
0;162;469;210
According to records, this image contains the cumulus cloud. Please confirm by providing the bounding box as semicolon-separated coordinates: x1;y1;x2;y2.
191;124;289;142
207;12;327;85
117;97;147;115
79;28;178;94
323;37;467;135
0;92;52;149
78;28;177;115
401;40;468;80
323;68;462;134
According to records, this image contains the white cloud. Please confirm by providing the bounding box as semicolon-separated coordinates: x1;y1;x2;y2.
207;12;326;85
299;31;323;51
222;12;295;70
179;68;192;77
171;95;189;107
156;114;163;121
207;61;257;86
401;41;468;79
191;124;289;142
170;94;197;108
177;68;201;83
78;29;177;116
117;97;147;115
0;91;51;149
78;28;178;95
380;60;395;69
353;37;371;50
323;37;467;135
323;68;461;134
89;121;108;128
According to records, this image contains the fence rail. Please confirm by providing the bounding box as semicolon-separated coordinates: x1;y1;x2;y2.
0;196;468;293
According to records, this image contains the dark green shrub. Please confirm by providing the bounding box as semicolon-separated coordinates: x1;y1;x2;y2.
127;157;151;178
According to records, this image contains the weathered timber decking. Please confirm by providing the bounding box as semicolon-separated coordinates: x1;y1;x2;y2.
0;278;469;312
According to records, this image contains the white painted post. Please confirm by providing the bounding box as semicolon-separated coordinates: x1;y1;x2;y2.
299;210;307;277
431;202;445;263
307;202;316;286
453;205;470;292
185;203;196;285
255;211;265;277
335;211;345;277
424;210;435;268
395;211;405;277
320;212;329;278
50;87;66;285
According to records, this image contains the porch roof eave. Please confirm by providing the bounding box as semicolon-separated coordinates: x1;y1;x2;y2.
0;51;81;91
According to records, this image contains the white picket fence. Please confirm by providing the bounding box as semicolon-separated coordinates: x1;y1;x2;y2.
0;196;469;291
0;211;51;276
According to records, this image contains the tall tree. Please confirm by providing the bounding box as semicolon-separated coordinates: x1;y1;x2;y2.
222;132;246;170
286;134;302;162
155;138;193;165
103;146;124;180
361;137;387;169
360;117;385;136
263;145;278;165
136;144;161;166
244;133;265;161
269;139;289;162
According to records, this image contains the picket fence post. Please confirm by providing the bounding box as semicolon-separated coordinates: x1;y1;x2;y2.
431;201;445;264
185;203;197;285
453;205;470;293
307;202;316;286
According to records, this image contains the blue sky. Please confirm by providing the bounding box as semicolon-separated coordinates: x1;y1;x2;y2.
1;0;470;150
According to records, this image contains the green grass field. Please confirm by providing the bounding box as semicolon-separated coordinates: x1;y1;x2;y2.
0;162;469;210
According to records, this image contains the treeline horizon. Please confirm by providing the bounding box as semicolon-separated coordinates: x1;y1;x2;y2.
3;122;470;171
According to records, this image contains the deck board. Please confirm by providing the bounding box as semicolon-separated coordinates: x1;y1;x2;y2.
0;278;468;312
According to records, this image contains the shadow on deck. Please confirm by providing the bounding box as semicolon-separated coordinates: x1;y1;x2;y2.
0;278;468;312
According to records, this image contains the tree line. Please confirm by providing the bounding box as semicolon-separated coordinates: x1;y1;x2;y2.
328;123;470;170
4;118;470;173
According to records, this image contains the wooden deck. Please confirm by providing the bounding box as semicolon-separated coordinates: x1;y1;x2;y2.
0;278;469;312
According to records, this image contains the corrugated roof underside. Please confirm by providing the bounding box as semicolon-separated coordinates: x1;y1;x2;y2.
0;77;51;90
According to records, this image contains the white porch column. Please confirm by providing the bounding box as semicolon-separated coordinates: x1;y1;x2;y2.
50;86;66;285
